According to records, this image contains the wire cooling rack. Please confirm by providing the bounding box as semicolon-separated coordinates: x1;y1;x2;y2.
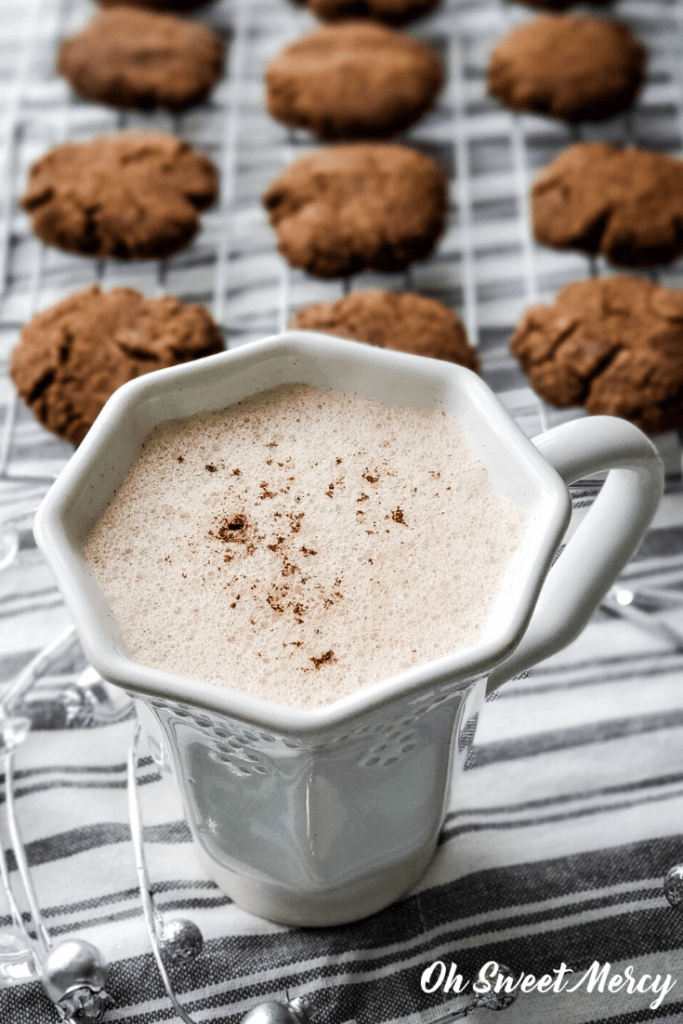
2;0;683;491
4;2;683;1023
3;0;683;456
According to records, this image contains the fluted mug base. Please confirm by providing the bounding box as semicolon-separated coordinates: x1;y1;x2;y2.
194;840;438;927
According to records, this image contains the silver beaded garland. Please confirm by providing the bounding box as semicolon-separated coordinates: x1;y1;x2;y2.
1;670;116;1024
158;918;204;964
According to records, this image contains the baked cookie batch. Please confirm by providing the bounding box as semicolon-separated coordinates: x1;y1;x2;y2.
260;12;451;292
486;2;683;435
11;0;683;438
14;0;481;443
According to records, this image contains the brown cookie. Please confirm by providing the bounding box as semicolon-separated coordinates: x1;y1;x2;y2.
292;289;479;368
262;144;447;278
21;132;218;260
510;277;683;434
265;22;442;139
487;16;645;121
58;7;224;112
304;0;439;27
11;285;223;444
532;143;683;268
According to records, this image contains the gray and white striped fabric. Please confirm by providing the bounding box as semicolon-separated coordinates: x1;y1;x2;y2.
2;0;683;1022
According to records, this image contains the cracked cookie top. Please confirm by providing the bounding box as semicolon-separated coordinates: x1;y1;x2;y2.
10;285;223;444
21;131;218;260
262;143;447;278
532;143;683;268
510;276;683;434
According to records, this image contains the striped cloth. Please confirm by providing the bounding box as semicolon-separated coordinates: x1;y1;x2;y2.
2;0;683;1022
4;500;683;1024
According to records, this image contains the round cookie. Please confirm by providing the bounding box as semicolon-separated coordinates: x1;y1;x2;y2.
292;289;479;368
11;285;223;444
58;7;225;113
262;144;447;278
304;0;439;27
487;16;645;122
510;277;683;434
21;132;218;260
532;143;683;268
265;22;442;140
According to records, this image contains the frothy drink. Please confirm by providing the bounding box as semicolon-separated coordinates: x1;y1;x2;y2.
84;383;526;709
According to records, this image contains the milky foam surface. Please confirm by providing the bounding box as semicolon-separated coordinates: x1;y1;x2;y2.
84;383;526;708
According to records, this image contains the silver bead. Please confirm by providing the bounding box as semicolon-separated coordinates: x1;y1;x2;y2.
52;985;115;1023
471;963;519;1011
42;939;114;1023
242;996;311;1024
158;918;203;963
664;864;683;906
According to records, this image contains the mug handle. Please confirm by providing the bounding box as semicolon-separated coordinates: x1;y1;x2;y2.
486;415;664;693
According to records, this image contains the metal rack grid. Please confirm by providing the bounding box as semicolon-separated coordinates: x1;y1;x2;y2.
2;5;683;392
3;2;683;1021
2;0;683;505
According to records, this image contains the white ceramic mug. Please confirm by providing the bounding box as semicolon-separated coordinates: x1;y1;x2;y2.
34;334;663;926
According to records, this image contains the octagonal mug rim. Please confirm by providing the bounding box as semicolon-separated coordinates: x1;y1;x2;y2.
33;331;570;738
